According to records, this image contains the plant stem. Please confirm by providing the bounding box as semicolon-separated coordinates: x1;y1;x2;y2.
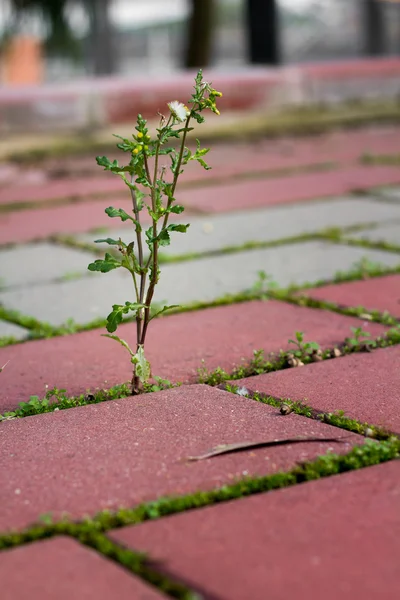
161;114;192;232
129;177;145;349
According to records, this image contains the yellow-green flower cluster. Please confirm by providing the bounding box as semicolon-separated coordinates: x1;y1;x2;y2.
132;131;151;154
201;85;222;116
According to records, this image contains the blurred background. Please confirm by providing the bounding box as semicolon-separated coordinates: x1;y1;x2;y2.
0;0;399;86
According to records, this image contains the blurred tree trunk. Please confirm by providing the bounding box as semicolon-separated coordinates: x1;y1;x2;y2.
184;0;214;68
86;0;116;75
363;0;385;55
245;0;280;65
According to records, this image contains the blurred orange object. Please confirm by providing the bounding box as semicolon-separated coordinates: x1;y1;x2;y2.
2;36;43;86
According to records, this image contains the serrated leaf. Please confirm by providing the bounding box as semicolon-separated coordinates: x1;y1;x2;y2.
96;156;119;170
197;158;211;170
131;345;151;384
94;238;126;247
157;229;171;247
105;206;135;223
169;205;185;214
88;253;121;273
167;223;190;234
195;138;210;157
102;334;134;357
106;302;147;333
149;304;180;322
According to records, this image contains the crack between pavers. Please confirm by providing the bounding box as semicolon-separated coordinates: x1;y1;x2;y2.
220;386;398;441
2;325;400;422
0;249;399;347
0;438;398;562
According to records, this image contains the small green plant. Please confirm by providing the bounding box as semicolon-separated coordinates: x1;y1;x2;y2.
344;327;376;351
250;270;278;299
88;71;222;394
288;331;320;360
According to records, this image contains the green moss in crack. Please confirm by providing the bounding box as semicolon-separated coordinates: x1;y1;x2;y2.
0;384;131;420
197;349;288;385
247;392;392;440
78;532;200;600
0;335;19;348
280;292;399;327
1;438;398;554
361;152;400;166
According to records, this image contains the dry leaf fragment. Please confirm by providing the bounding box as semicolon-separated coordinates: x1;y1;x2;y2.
187;436;346;461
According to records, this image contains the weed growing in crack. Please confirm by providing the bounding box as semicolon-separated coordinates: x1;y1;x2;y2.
288;331;321;362
142;377;181;394
343;326;376;352
250;270;278;299
88;71;222;394
335;257;387;281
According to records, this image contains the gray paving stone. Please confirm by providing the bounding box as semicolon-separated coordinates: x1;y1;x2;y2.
347;223;400;246
0;320;28;340
0;243;96;288
77;196;400;257
376;186;400;203
0;241;399;326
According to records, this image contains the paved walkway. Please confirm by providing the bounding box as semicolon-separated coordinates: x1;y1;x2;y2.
0;124;399;599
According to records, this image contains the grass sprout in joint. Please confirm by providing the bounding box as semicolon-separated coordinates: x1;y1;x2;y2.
88;71;222;394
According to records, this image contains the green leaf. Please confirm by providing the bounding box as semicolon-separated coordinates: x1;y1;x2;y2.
157;229;171;247
197;158;211;170
169;205;185;214
149;304;180;322
88;253;121;273
306;342;320;351
195;138;210;157
94;238;126;247
102;334;135;357
106;302;147;333
96;156;119;170
105;206;135;222
131;345;151;384
167;223;190;234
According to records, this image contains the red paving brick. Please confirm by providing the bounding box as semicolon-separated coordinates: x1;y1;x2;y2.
0;197;147;245
303;275;400;319
1;537;163;600
31;125;400;178
111;461;400;600
0;384;359;532
234;345;400;433
0;301;386;411
0;176;124;206
178;165;400;213
3;163;400;244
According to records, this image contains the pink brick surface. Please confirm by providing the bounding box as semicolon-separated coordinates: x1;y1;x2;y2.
1;537;162;600
0;301;386;411
234;346;400;433
0;176;124;206
111;461;400;600
0;198;145;245
0;385;359;532
303;275;400;319
179;166;400;213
